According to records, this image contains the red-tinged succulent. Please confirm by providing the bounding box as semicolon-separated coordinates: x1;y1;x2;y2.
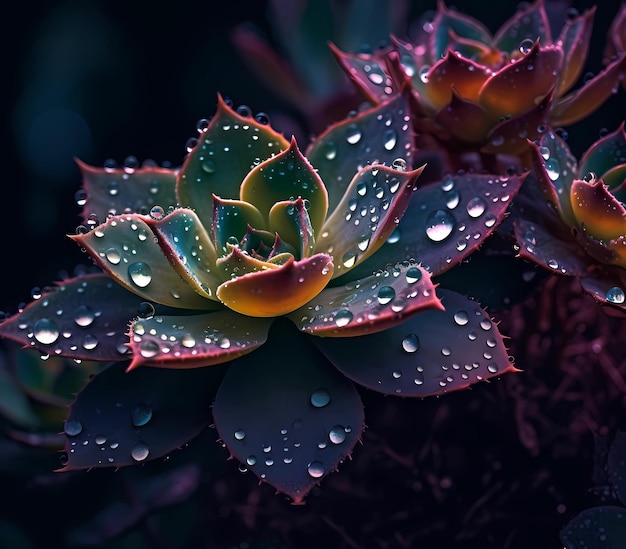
331;0;626;157
513;123;626;314
0;92;524;503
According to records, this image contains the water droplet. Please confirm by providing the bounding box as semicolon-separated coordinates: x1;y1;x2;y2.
606;286;625;304
377;286;396;305
137;301;155;319
342;252;357;269
346;124;362;145
74;305;96;327
334;309;353;327
130;441;150;462
401;333;420;353
329;426;346;444
405;267;422;283
392;158;407;171
453;311;469;326
150;205;165;220
64;418;83;436
307;461;325;478
33;318;60;345
425;209;455;242
131;403;153;427
383;129;397;151
519;38;534;54
323;141;337;160
310;388;331;408
466;197;486;218
234;430;246;440
105;248;121;265
246;455;257;466
445;191;460;209
545;158;561;181
128;262;153;288
202;160;216;173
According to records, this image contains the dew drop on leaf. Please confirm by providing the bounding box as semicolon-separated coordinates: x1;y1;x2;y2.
33;318;60;345
130;441;150;462
131;403;153;427
128;262;153;288
425;209;455;242
310;388;331;408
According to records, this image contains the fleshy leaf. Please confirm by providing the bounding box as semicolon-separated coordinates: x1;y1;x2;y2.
493;0;551;54
479;42;562;119
580;273;626;313
76;159;178;224
211;196;266;254
431;0;493;61
551;54;626;126
315;164;424;279
215;246;281;279
556;7;595;96
60;361;222;470
514;216;591;276
0;273;142;362
481;90;552;155
177;94;290;226
347;172;525;278
212;319;364;504
306;91;413;214
287;261;442;337
560;506;626;547
71;214;213;309
570;177;626;241
268;197;316;258
328;43;396;103
578;122;626;183
425;50;491;108
434;90;493;145
313;288;515;397
216;254;334;317
527;132;578;226
240;137;328;234
127;309;273;370
147;208;222;300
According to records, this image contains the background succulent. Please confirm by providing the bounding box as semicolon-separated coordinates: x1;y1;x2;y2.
331;0;626;160
513;123;626;314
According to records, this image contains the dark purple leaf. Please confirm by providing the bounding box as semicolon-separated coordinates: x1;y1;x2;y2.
77;159;178;225
560;506;626;547
312;289;516;397
0;273;144;362
212;319;364;504
60;360;223;470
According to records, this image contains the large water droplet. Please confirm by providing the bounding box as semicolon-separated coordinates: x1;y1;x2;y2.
466;197;486;218
346;124;362;145
606;286;625;304
329;426;346;445
307;461;325;478
234;430;246;441
310;388;331;408
128;262;153;288
383;128;397;151
130;441;150;462
74;305;96;327
377;286;396;305
401;333;420;353
405;267;422;283
64;418;83;437
334;309;353;327
131;403;153;427
425;209;455;242
545;158;561;181
33;318;60;345
453;310;469;326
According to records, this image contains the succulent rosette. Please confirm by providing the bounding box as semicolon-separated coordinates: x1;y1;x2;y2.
0;93;523;503
331;0;626;156
514;123;626;314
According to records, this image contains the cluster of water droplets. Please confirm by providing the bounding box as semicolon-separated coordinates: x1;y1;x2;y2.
230;387;352;481
298;260;426;332
132;318;237;360
382;303;501;393
63;401;154;466
23;279;129;358
420;175;504;266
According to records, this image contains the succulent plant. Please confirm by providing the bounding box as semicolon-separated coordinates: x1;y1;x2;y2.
513;123;626;314
330;0;626;157
0;89;526;503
